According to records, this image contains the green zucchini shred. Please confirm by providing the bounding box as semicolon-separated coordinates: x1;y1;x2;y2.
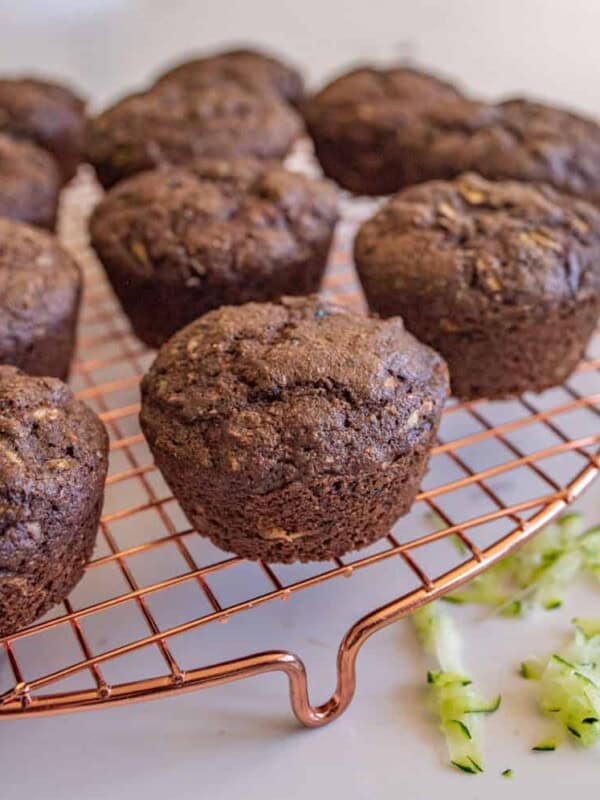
444;513;597;615
448;719;472;740
450;756;483;774
544;599;562;610
413;602;499;774
427;670;472;687
502;768;514;778
573;617;600;639
464;695;501;713
552;654;575;668
451;760;477;774
527;619;600;747
520;658;544;680
501;600;522;618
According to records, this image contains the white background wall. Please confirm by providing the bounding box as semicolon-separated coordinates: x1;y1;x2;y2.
1;0;600;114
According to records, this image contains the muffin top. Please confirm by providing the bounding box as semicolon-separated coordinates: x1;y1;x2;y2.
155;47;304;106
304;66;462;134
90;158;338;284
141;296;448;488
0;217;81;337
393;98;600;201
355;172;600;320
0;133;61;228
86;82;303;188
0;366;108;569
0;76;86;180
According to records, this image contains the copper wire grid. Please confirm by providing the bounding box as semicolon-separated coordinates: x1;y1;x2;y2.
0;142;599;726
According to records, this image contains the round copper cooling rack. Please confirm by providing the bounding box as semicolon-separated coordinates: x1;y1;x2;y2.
0;146;599;726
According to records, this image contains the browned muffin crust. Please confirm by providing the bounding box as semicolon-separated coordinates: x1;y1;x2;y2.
90;158;338;348
355;173;600;399
0;366;108;637
391;97;600;202
140;296;448;563
0;133;61;229
86;82;303;189
0;77;86;181
303;65;463;195
155;47;304;106
0;218;82;379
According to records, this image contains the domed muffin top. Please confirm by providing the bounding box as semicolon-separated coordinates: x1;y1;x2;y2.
0;76;85;179
86;82;303;188
392;98;600;201
141;296;448;485
305;66;463;131
0;366;105;483
0;76;84;122
90;158;338;283
155;47;304;106
355;172;600;320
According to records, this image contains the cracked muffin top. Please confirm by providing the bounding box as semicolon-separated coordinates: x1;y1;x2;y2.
355;172;600;321
90;158;338;284
155;47;304;106
86;82;303;188
0;133;61;229
0;76;86;181
392;98;600;201
140;296;448;486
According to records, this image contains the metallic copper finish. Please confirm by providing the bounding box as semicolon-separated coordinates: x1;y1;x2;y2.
0;154;598;726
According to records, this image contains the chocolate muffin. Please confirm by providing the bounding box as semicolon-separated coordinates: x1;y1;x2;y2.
140;296;448;563
0;133;61;229
86;82;303;189
303;65;463;195
390;97;600;202
0;77;86;181
355;173;600;400
90;157;338;348
0;218;81;379
155;46;304;107
0;366;108;637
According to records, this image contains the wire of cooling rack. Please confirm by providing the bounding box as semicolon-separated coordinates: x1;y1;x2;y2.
0;148;599;726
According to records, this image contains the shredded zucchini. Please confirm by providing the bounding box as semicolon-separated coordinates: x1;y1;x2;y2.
572;617;600;638
444;513;590;615
532;741;557;752
524;619;600;747
520;658;545;680
579;526;600;575
412;602;500;774
418;511;600;760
